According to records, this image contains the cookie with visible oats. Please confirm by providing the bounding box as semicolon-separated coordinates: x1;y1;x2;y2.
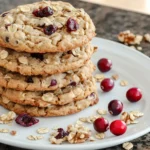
0;61;95;91
0;94;99;117
0;77;97;107
0;1;95;53
0;44;95;75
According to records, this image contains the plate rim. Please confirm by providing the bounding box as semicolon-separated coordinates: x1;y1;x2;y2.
1;37;150;150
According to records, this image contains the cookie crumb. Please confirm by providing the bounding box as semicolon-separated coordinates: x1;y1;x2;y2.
122;142;133;150
120;80;128;86
95;133;105;139
37;127;49;134
112;74;119;80
144;33;150;42
0;129;9;133
10;130;17;136
27;135;43;140
97;109;107;115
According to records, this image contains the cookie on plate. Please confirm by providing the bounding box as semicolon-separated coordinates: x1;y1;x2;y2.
0;44;95;75
0;61;95;91
0;77;96;107
0;1;95;53
0;93;98;117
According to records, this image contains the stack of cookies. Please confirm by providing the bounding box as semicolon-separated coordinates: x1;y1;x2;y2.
0;1;98;117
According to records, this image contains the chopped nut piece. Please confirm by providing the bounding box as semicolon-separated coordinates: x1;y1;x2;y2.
27;135;43;140
112;74;119;80
10;130;17;136
37;127;49;134
0;129;9;133
121;111;144;125
50;136;65;144
144;33;150;42
95;133;105;139
123;142;133;150
118;30;143;45
120;80;128;86
97;109;107;115
0;111;16;124
94;74;105;82
79;115;101;123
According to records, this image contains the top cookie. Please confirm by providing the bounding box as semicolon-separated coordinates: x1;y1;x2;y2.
0;1;95;53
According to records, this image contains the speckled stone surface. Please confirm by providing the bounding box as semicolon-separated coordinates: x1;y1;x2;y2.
0;0;150;150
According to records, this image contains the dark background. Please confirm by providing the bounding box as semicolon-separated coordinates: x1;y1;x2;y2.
0;0;150;149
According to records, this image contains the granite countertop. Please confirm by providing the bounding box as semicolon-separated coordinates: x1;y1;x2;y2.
0;0;150;150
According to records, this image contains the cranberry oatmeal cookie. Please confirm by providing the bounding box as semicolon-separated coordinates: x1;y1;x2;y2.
0;77;97;107
0;44;96;75
0;1;95;53
0;93;99;117
0;61;95;91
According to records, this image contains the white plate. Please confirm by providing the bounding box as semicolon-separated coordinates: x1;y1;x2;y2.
0;37;150;150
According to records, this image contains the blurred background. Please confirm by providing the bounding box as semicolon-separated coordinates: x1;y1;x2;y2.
82;0;150;14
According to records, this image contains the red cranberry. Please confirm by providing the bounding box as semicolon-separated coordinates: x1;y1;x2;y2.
110;120;127;136
44;25;57;35
31;53;44;61
97;58;112;72
126;87;142;102
42;6;53;17
101;78;114;92
32;7;53;17
1;12;9;17
15;114;39;127
26;76;34;83
66;18;79;32
93;118;109;133
70;81;76;86
50;79;57;86
55;128;69;139
108;100;123;116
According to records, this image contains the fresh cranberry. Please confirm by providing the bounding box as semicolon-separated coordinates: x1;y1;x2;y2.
44;25;57;35
110;120;127;136
101;78;114;92
126;87;142;102
15;114;39;127
93;118;109;133
50;79;57;86
31;53;44;61
26;76;34;83
70;81;76;86
33;7;53;17
108;100;123;116
97;58;112;72
55;128;69;139
66;18;79;32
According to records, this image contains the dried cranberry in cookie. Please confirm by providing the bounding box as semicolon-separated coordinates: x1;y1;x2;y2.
1;12;9;17
32;6;53;17
26;76;34;83
50;79;57;86
44;25;57;35
66;18;79;32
